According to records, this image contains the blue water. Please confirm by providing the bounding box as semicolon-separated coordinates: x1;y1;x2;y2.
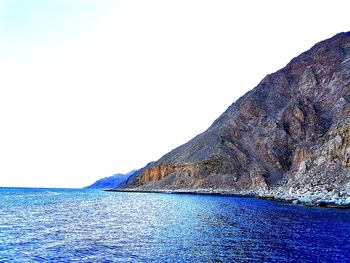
0;188;349;262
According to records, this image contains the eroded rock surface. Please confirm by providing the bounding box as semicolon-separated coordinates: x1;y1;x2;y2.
121;32;350;206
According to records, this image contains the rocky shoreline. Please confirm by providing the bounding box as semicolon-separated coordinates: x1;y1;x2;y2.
252;189;350;209
105;188;350;209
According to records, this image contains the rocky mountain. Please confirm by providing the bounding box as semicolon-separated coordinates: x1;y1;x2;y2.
119;32;350;207
85;170;135;189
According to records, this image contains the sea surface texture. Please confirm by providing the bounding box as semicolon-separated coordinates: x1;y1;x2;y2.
0;188;349;262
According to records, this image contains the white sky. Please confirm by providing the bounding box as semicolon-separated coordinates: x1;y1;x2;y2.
0;0;349;188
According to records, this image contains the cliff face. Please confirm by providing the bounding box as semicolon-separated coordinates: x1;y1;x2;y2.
121;32;350;204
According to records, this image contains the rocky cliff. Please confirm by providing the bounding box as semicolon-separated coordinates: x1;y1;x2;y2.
120;32;350;207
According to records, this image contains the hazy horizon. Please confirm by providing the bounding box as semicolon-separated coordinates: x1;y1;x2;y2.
1;0;349;188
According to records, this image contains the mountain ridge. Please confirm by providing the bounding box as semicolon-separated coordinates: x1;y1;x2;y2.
85;170;135;189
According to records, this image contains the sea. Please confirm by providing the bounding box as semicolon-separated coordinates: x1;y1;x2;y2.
0;187;349;262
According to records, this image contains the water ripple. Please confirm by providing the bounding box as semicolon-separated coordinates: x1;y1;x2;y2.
0;188;349;262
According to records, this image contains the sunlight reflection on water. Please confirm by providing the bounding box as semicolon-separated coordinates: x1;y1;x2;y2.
0;188;349;262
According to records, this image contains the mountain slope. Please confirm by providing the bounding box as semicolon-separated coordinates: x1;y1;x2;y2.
85;170;135;189
120;32;350;206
